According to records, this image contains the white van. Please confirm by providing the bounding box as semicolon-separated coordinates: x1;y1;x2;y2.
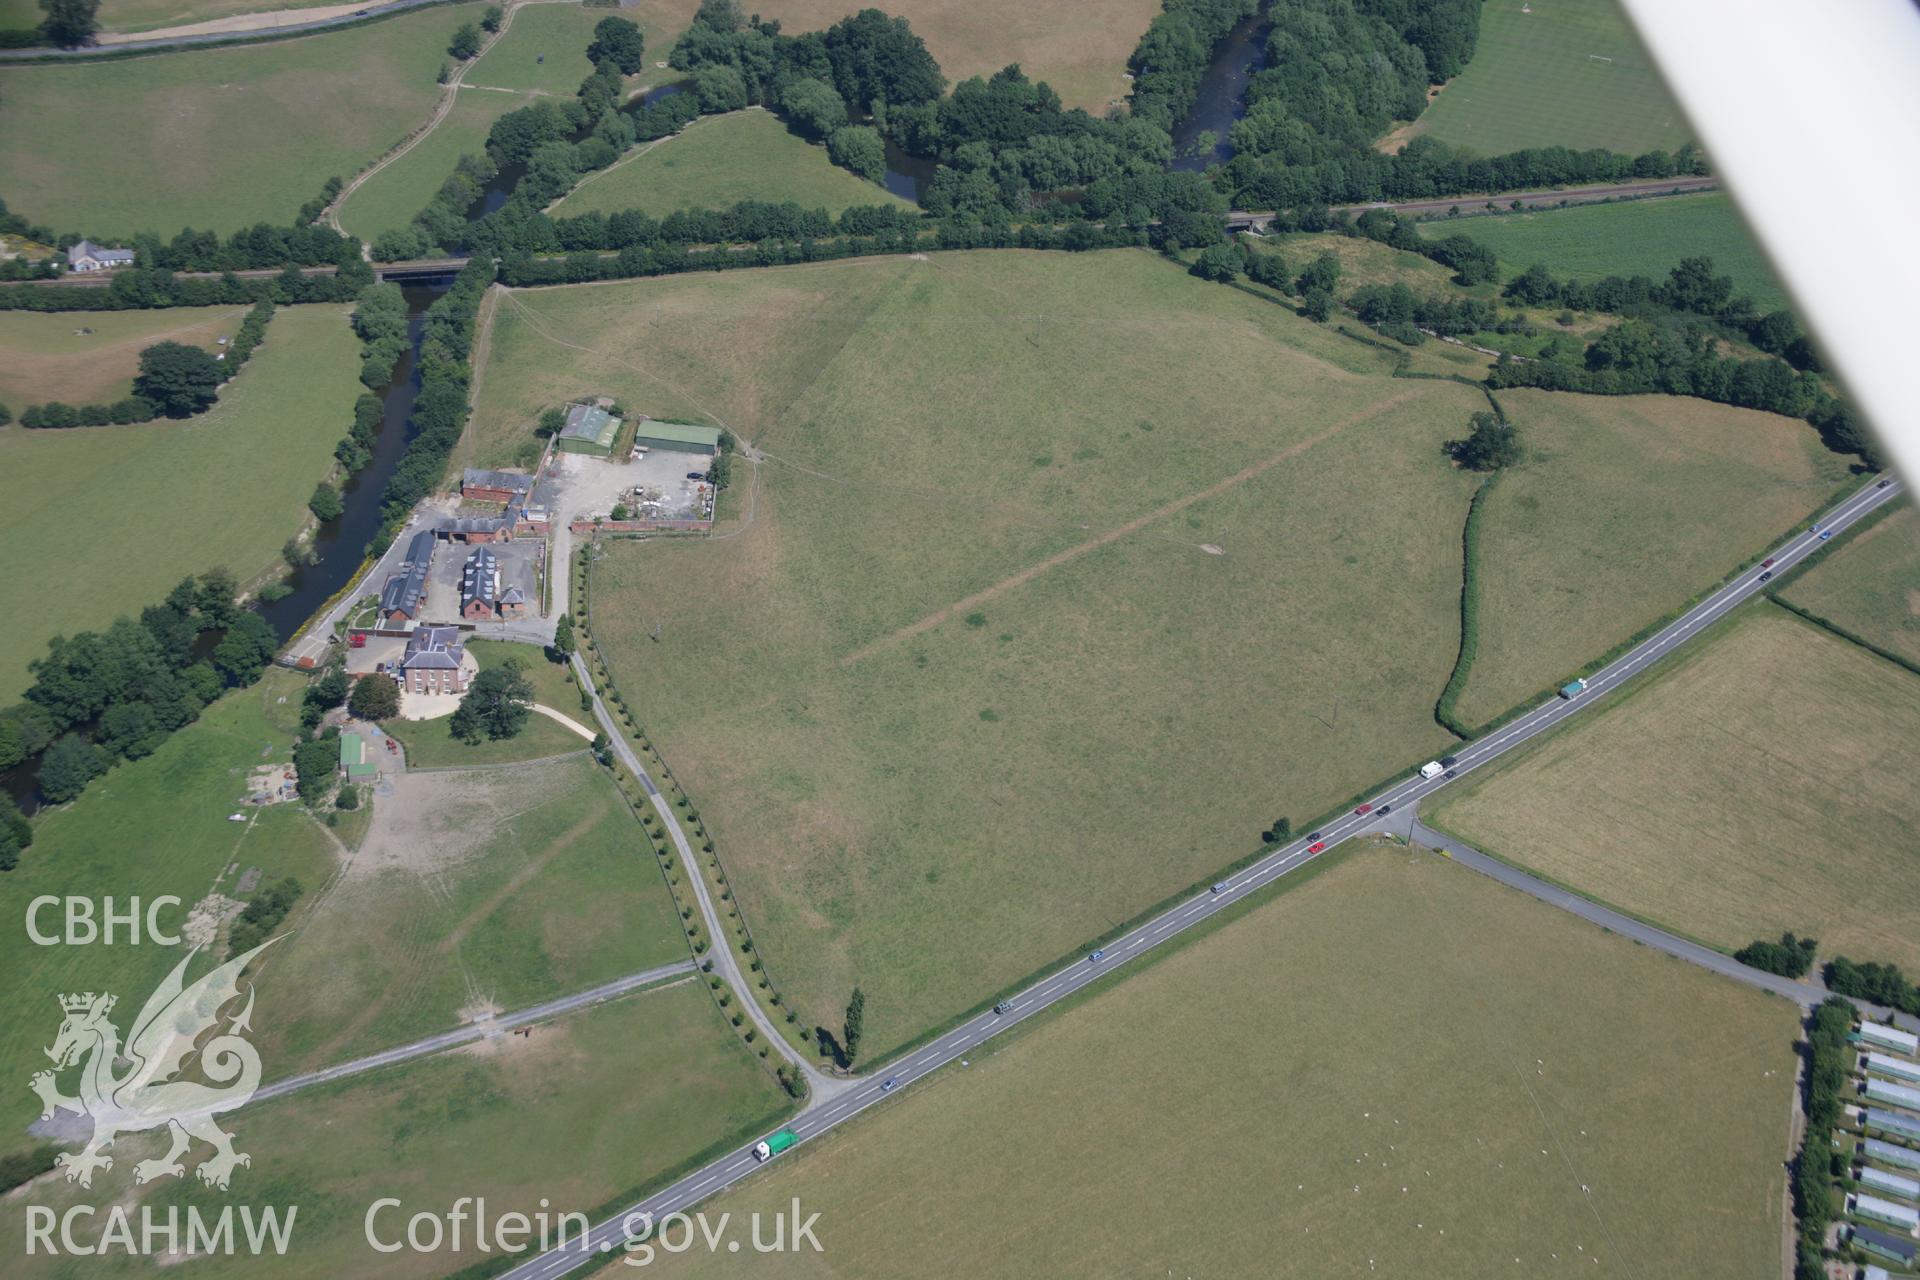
1418;761;1444;780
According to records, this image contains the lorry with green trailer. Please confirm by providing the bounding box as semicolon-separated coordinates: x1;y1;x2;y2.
752;1129;798;1162
1559;678;1588;699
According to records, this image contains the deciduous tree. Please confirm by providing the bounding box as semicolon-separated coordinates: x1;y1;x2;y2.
349;674;400;721
134;341;224;417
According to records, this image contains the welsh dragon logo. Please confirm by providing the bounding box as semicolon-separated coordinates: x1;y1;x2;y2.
29;940;274;1191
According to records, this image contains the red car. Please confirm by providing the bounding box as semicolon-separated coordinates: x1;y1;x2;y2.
1761;557;1776;568
1307;842;1326;855
1353;803;1373;816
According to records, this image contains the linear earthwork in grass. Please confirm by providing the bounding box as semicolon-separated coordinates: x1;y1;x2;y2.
0;304;364;705
1453;387;1851;728
1430;605;1920;973
1422;193;1789;311
0;671;338;1159
0;984;793;1277
0;3;486;236
1779;501;1920;667
552;109;912;220
0;304;250;410
647;847;1798;1280
1401;0;1693;156
255;751;689;1075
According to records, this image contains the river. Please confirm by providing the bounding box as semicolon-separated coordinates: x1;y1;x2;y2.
1170;12;1271;173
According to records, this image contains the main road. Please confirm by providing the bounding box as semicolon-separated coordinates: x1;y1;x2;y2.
502;472;1901;1278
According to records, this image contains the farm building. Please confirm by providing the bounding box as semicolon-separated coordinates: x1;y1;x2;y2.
632;421;722;456
1865;1078;1920;1112
395;627;469;696
439;515;514;544
1863;1265;1890;1280
338;735;378;782
66;240;136;272
379;531;435;623
1866;1138;1920;1172
1865;1108;1920;1141
556;403;620;456
1863;1022;1920;1055
1852;1193;1920;1231
458;547;523;621
462;468;535;504
1850;1223;1917;1266
1859;1163;1920;1201
1867;1053;1920;1086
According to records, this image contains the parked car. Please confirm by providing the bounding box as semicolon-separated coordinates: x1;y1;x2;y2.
1353;803;1372;816
687;471;707;481
1088;949;1105;963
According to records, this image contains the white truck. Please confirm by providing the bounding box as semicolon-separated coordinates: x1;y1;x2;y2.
1418;761;1444;780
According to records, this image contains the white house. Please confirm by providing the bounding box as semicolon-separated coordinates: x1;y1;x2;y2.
65;240;136;273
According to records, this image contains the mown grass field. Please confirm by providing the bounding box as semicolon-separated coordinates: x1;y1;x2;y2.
750;0;1160;112
1404;0;1693;157
0;4;485;236
0;304;361;704
337;90;530;243
1432;606;1920;973
383;640;590;767
1780;501;1920;666
646;847;1797;1280
1422;193;1789;311
0;670;338;1159
1455;387;1851;727
468;0;697;96
0;304;249;409
3;983;793;1279
552;109;911;219
255;752;688;1074
502;250;1480;1056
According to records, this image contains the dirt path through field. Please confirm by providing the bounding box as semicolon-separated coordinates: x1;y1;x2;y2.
838;386;1422;667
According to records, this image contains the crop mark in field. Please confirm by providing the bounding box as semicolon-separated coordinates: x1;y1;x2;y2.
838;388;1422;667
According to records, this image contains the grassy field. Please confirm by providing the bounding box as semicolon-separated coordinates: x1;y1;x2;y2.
337;90;530;243
3;983;794;1278
552;109;912;219
81;0;346;35
0;304;249;410
1403;0;1693;157
1780;501;1920;666
467;0;694;96
0;304;362;705
1421;193;1789;311
645;846;1798;1280
749;0;1160;112
383;640;591;767
0;670;339;1159
1455;387;1851;727
1432;606;1920;973
0;4;485;236
497;250;1487;1056
255;752;688;1074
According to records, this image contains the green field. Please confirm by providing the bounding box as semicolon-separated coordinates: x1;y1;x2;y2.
651;846;1797;1280
0;304;362;705
84;0;348;36
337;90;531;242
552;109;912;220
1780;501;1920;666
256;752;688;1074
1405;0;1693;157
0;4;485;236
0;671;339;1158
383;640;591;767
1456;388;1850;726
1432;606;1920;974
0;304;249;410
1421;193;1789;311
4;983;793;1278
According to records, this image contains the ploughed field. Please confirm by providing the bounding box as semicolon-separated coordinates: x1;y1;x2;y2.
639;847;1798;1280
478;249;1847;1060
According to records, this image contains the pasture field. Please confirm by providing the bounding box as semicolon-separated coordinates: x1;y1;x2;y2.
1422;193;1788;311
383;641;590;767
2;983;794;1279
255;752;688;1074
1454;387;1851;727
644;847;1798;1280
1430;606;1920;973
0;4;485;236
750;0;1160;112
84;0;345;36
0;670;337;1158
1779;501;1920;666
513;250;1481;1056
0;304;362;705
552;109;912;220
337;90;529;243
0;304;249;410
1404;0;1693;157
467;0;700;97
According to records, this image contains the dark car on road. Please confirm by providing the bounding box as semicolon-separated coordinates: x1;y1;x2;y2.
1376;804;1392;816
994;1001;1012;1015
1439;756;1458;769
1759;570;1773;582
1879;478;1893;488
1307;830;1322;841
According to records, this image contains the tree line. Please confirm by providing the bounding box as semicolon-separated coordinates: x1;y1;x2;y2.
0;258;373;312
1790;998;1854;1280
1825;956;1920;1018
1;182;358;276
